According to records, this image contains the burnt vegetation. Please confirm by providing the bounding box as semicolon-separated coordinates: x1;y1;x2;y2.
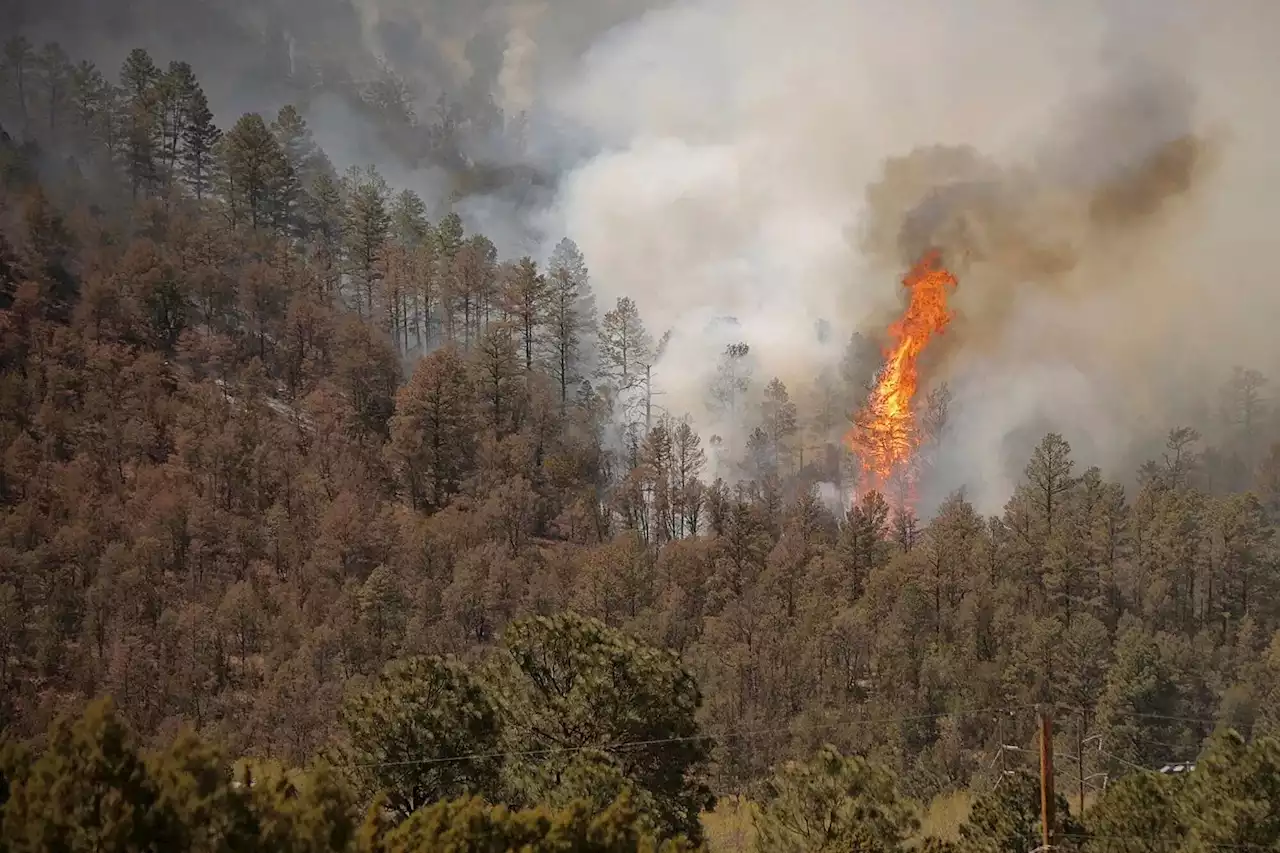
3;37;1280;852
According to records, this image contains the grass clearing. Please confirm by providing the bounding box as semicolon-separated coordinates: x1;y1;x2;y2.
702;796;757;853
917;789;973;841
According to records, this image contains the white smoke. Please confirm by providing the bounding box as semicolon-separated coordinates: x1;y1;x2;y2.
538;0;1280;511
497;1;545;118
22;0;1277;512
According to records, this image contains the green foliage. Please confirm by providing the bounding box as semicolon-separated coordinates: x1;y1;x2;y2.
959;771;1080;853
222;112;290;229
753;745;918;853
180;83;220;199
1093;624;1201;771
384;791;697;853
917;841;959;853
1;697;180;851
229;760;364;853
0;701;696;853
492;612;714;842
390;189;429;247
1083;771;1183;853
343;164;391;317
0;701;370;852
337;656;503;820
1076;732;1280;851
1179;731;1280;850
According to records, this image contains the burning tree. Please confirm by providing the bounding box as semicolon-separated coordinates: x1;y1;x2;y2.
845;249;957;507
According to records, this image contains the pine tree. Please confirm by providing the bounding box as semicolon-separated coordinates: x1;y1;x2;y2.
271;105;318;177
180;85;219;200
493;612;714;842
391;188;429;246
270;105;315;234
754;745;917;853
68;60;106;140
35;42;71;143
435;211;464;268
92;81;124;165
448;235;497;348
305;164;346;292
221;112;286;229
337;656;503;820
119;48;158;101
2;37;35;132
1;698;180;850
1024;432;1076;537
156;61;199;185
671;420;707;536
503;256;546;372
597;296;653;397
388;188;432;348
119;48;161;197
343;164;391;317
546;237;595;405
709;342;752;431
387;345;479;511
760;377;798;476
267;157;300;235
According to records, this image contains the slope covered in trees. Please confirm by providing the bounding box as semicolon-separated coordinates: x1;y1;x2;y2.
4;38;1280;850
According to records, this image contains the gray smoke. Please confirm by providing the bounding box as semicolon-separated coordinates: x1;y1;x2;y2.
541;0;1280;510
11;0;1280;513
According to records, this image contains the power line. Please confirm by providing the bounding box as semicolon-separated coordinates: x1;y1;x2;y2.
1063;706;1221;727
1061;833;1273;851
350;704;1039;770
1093;747;1156;776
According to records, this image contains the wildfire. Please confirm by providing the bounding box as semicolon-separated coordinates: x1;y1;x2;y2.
845;250;958;501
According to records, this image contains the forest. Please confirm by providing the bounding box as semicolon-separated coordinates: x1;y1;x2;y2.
3;36;1280;852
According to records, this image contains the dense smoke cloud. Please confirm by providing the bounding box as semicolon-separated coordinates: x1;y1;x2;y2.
2;0;666;253
9;0;1280;513
544;0;1280;511
867;71;1213;363
0;0;664;162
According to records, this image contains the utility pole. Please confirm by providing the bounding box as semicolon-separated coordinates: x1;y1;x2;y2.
997;715;1007;777
1077;709;1086;816
1039;708;1056;852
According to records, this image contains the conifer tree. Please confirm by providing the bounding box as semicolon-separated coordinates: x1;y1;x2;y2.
35;42;70;142
119;48;161;196
221;112;286;229
156;61;199;184
306;162;346;290
2;37;35;130
180;85;219;200
343;164;391;317
546;237;595;405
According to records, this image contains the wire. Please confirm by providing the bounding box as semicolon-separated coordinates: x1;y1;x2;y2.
1093;747;1156;775
350;704;1039;770
1060;832;1273;851
1064;707;1221;727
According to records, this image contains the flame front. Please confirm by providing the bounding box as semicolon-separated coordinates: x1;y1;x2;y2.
846;250;958;501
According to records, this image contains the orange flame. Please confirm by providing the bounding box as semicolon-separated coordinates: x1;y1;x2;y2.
845;250;957;501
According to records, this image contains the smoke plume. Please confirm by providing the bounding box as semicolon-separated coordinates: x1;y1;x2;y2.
543;0;1280;510
9;0;1280;512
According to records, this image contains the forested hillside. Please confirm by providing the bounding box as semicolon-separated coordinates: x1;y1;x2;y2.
4;37;1280;852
